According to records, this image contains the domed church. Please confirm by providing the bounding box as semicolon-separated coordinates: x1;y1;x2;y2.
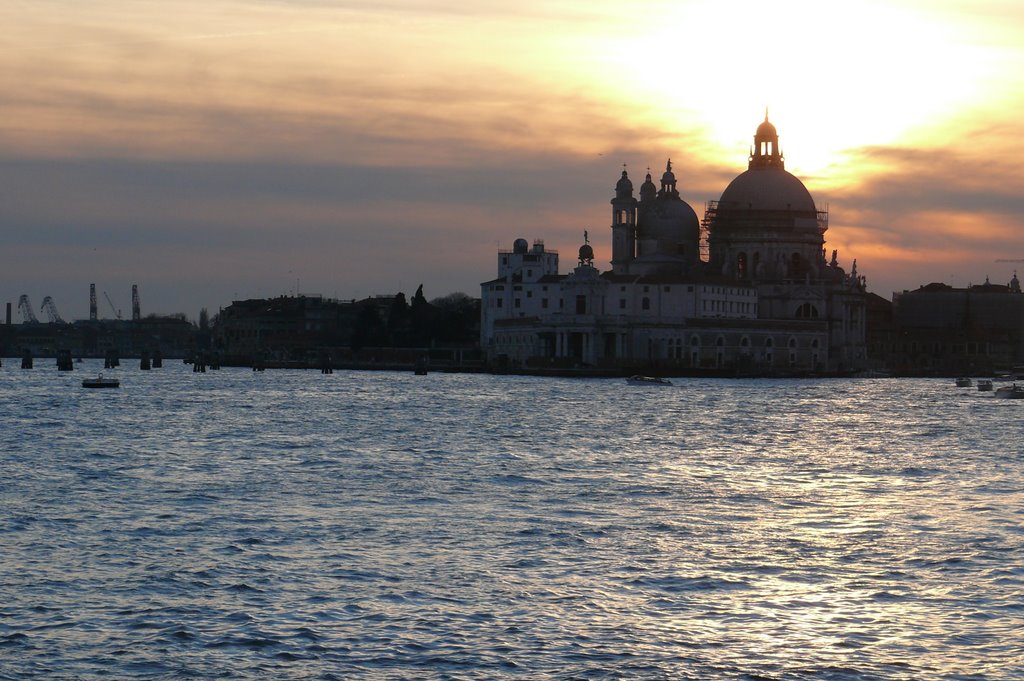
481;116;868;375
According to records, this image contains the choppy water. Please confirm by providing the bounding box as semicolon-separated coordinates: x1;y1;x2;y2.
1;361;1022;680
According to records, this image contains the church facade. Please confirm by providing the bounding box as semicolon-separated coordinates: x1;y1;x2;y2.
480;117;868;375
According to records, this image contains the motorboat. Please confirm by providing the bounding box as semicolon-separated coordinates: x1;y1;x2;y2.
82;374;120;389
955;377;973;387
994;384;1024;399
977;379;994;392
626;375;673;386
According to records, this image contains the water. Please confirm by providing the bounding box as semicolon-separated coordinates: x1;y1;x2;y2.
1;361;1022;680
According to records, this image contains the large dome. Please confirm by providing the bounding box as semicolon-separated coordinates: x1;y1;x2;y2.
718;167;816;213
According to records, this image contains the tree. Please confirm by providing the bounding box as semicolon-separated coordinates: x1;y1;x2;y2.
388;292;411;345
429;292;480;344
351;301;387;352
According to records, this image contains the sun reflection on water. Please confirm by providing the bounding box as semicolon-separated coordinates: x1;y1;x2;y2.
1;369;1022;678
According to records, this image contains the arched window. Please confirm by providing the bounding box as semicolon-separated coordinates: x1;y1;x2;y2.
736;252;748;279
716;336;725;347
642;297;650;310
796;303;819;319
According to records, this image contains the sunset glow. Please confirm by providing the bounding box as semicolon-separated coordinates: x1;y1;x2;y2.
610;0;998;175
2;0;1024;316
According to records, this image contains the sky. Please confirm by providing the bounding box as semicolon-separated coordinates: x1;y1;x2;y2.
2;0;1024;321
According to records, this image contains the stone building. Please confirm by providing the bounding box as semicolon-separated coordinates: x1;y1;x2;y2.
880;275;1024;375
480;116;868;375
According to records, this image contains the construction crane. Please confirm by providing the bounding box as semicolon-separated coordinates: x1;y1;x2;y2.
103;291;122;320
40;296;65;324
17;295;39;323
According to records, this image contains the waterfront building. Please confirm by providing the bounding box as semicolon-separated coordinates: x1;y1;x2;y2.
213;295;371;364
480;116;868;374
878;275;1024;375
0;316;194;359
213;293;482;369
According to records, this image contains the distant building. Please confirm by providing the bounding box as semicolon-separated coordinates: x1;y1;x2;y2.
213;295;368;364
481;116;868;374
0;316;194;359
877;275;1024;375
213;293;483;368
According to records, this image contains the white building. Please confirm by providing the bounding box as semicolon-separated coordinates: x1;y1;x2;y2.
481;117;868;375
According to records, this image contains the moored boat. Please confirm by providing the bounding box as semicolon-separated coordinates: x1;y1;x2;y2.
955;377;972;387
994;384;1024;399
977;379;993;392
626;375;672;386
82;374;119;389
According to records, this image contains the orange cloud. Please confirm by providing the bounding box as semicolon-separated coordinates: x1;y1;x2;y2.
4;0;1024;315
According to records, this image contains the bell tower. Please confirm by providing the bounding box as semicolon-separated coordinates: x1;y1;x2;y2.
610;167;637;274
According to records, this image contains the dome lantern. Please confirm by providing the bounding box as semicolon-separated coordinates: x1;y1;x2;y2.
658;159;679;198
750;110;784;170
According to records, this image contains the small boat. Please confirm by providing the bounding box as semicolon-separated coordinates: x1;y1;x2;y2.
994;384;1024;399
977;379;993;392
82;374;119;389
955;377;973;387
626;375;672;386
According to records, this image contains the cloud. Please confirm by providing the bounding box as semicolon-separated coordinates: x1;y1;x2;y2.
5;0;1024;313
815;142;1024;294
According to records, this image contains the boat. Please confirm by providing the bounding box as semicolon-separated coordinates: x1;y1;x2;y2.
626;375;673;386
955;377;973;387
994;384;1024;399
977;379;994;392
82;374;120;389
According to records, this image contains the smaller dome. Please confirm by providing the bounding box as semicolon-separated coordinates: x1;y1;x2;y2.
578;243;595;263
640;172;657;201
614;169;633;199
513;238;529;254
637;197;700;246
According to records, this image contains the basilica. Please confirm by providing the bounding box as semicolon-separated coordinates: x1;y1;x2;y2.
480;117;868;374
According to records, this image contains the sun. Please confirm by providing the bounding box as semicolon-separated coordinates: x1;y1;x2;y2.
597;0;990;180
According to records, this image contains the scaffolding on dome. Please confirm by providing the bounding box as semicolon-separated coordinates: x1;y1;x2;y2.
702;200;829;237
